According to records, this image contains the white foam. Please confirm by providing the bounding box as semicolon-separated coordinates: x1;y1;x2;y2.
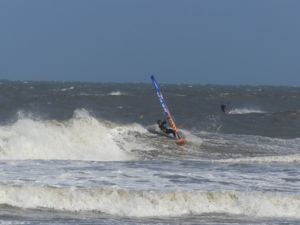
60;86;75;92
217;154;300;164
220;92;230;96
110;123;154;154
181;130;203;147
228;108;265;114
107;91;128;96
0;221;26;225
0;185;299;218
0;109;136;161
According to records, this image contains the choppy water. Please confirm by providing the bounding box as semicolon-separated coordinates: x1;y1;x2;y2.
0;80;299;224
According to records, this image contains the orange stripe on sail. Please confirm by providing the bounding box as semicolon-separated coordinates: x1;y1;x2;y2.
166;115;178;132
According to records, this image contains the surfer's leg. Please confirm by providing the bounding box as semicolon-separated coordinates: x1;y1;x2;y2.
166;129;177;138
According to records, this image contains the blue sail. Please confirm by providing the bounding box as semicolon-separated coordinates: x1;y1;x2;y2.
150;75;177;131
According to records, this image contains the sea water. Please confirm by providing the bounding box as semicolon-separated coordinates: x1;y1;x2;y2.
0;81;299;224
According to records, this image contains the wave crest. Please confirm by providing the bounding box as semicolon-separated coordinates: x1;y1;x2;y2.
0;184;299;218
228;108;265;114
0;109;137;161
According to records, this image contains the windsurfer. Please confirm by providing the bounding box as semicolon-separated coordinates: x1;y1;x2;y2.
157;120;178;138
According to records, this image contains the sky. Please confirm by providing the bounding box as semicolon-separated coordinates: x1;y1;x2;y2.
0;0;299;85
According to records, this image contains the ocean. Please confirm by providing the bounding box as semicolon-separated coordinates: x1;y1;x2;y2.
0;80;299;225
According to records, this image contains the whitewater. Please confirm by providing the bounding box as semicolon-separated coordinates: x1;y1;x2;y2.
0;81;299;224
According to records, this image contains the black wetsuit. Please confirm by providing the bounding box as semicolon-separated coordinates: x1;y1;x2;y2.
158;121;177;138
221;104;227;113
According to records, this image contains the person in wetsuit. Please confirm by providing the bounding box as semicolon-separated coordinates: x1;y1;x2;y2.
157;120;178;138
220;104;228;113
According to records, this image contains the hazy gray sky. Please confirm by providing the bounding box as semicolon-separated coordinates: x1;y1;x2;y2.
0;0;299;85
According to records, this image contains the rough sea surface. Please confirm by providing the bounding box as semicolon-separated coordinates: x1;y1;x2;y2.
0;80;299;225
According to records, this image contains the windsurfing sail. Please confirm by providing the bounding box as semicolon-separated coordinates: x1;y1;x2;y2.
150;75;186;145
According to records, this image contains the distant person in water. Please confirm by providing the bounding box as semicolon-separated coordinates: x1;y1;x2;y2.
157;120;178;138
220;104;229;113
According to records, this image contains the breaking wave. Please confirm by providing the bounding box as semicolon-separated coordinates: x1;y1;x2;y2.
0;108;298;162
0;109;152;161
0;184;299;218
228;108;265;114
0;109;204;161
